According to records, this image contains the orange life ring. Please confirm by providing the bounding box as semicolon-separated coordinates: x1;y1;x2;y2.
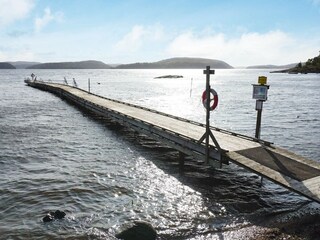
202;88;218;111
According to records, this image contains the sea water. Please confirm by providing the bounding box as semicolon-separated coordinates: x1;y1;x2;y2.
0;69;319;239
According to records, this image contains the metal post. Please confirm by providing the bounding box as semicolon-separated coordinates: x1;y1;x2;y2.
255;104;263;184
252;76;269;186
88;78;91;93
255;101;263;139
253;76;269;140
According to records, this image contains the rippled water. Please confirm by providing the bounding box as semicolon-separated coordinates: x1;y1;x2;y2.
0;69;319;239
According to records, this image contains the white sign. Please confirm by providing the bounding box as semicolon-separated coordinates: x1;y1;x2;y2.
252;85;268;101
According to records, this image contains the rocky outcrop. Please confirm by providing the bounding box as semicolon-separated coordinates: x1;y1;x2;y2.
115;221;157;240
271;53;320;74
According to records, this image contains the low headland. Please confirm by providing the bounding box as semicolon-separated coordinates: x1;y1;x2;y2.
0;62;16;69
246;63;297;69
27;60;111;69
271;53;320;74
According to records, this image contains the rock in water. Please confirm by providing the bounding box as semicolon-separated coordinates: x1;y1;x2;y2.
54;210;66;219
42;214;54;222
115;221;157;240
42;210;66;222
154;75;183;79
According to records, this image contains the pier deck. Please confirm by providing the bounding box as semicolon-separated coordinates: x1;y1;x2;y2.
25;80;320;203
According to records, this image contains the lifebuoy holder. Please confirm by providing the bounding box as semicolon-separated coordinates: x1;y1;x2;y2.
202;88;218;111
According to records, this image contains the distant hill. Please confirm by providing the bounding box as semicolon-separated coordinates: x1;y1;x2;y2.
27;60;112;69
10;61;41;69
271;53;320;74
0;62;16;69
115;57;233;69
247;63;298;69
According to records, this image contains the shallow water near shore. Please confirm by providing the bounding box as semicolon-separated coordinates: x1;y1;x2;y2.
0;69;319;239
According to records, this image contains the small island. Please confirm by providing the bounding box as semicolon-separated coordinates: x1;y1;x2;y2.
154;75;183;79
271;52;320;74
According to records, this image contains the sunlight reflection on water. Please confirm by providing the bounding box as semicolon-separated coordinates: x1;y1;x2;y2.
0;69;319;239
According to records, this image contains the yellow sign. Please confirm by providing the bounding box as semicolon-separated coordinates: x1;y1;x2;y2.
258;76;267;85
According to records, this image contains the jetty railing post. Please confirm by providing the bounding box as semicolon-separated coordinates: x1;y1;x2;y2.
88;78;91;93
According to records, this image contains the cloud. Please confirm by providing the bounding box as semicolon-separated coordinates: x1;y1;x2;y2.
115;25;146;51
166;30;319;66
115;24;165;52
35;7;63;33
0;0;35;27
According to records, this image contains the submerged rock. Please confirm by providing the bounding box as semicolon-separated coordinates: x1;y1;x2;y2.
42;210;66;222
115;220;157;240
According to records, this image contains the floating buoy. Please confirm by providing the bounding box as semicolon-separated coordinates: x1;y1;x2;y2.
202;88;218;111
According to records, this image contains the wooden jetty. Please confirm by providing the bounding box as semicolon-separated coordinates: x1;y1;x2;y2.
25;79;320;204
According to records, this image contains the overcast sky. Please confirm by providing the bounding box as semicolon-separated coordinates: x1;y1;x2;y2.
0;0;320;66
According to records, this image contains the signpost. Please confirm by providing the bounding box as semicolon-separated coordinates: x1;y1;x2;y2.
252;76;269;185
252;76;269;139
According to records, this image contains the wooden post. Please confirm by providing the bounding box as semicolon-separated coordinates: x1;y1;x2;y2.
203;66;215;164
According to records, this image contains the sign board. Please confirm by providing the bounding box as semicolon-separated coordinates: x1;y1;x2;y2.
252;84;268;101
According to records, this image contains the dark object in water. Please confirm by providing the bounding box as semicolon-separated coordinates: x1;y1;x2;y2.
42;214;54;222
42;210;66;222
154;75;183;79
115;220;157;240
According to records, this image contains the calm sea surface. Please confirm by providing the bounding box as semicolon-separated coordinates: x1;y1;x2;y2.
0;69;319;239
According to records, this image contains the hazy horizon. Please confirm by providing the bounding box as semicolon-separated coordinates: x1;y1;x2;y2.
5;57;299;69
